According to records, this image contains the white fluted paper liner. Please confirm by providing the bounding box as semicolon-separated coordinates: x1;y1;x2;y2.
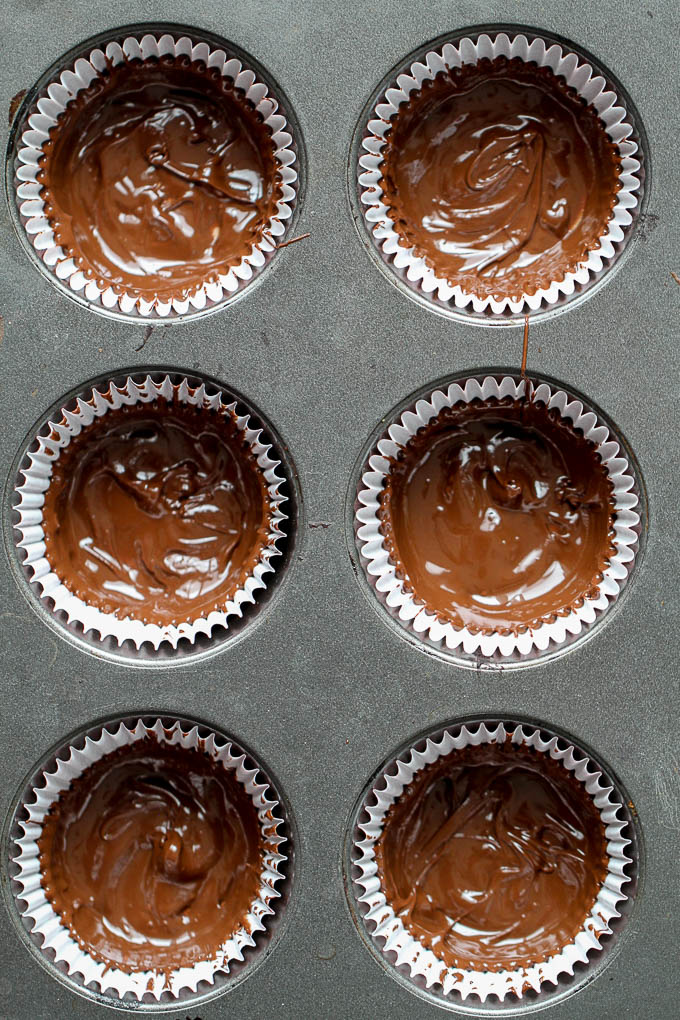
13;374;287;649
356;375;640;658
358;32;641;316
353;721;633;1003
15;31;298;318
11;718;288;1001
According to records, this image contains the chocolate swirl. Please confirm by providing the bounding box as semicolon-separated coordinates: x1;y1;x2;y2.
42;401;270;625
379;399;615;633
382;58;621;301
38;739;263;971
375;741;608;971
39;58;280;301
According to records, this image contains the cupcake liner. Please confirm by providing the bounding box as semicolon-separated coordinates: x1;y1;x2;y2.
13;373;288;650
356;375;640;659
10;717;289;1002
358;31;642;317
352;720;633;1004
14;30;299;318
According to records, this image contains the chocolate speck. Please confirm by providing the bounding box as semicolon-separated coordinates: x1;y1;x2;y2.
135;325;154;352
276;231;310;250
8;88;26;125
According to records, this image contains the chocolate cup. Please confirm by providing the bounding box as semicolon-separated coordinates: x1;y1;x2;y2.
351;372;644;668
8;368;299;665
345;718;640;1011
5;714;295;1009
8;24;302;322
353;27;646;325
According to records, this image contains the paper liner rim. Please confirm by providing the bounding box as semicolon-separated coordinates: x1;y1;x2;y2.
14;32;299;318
351;720;633;1003
358;31;642;316
13;373;289;650
355;374;640;659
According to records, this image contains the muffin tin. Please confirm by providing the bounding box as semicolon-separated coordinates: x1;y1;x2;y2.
0;3;678;1019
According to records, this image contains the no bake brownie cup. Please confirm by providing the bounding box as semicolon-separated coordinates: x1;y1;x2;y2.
14;30;299;317
11;717;290;1002
351;721;635;1004
13;374;288;651
358;32;642;316
356;375;640;660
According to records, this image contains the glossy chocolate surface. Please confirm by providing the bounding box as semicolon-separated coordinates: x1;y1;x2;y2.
375;740;608;971
379;398;614;633
39;58;280;301
38;738;263;971
42;399;271;625
381;57;621;302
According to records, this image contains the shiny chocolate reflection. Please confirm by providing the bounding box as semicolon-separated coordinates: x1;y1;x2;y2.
42;400;271;625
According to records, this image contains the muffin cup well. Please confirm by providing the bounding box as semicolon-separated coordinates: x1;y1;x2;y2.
358;31;642;317
14;29;299;318
10;716;289;1003
12;373;288;650
355;375;640;660
352;720;633;1004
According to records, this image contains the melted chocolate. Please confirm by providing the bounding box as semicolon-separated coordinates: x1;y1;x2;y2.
39;58;280;301
38;739;263;971
42;400;270;625
379;398;614;633
375;741;608;971
381;57;621;301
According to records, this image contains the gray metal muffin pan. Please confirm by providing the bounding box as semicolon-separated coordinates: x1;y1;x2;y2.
0;1;678;1017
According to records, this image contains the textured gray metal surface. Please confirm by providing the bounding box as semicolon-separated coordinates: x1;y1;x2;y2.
0;1;678;1018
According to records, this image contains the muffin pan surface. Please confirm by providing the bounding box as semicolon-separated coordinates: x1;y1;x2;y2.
0;2;678;1018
